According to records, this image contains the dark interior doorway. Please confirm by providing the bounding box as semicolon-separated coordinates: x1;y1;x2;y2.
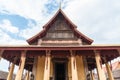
55;63;66;80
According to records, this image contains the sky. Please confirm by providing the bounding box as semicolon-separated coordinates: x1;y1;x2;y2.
0;0;120;72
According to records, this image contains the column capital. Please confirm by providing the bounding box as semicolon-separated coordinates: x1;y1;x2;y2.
46;50;51;56
94;50;101;53
70;50;76;56
21;50;27;57
102;57;108;63
13;57;18;64
0;50;4;61
117;49;120;52
94;50;102;57
117;49;120;55
0;50;4;56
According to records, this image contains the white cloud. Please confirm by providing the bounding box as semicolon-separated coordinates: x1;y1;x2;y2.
0;0;64;40
19;20;42;39
63;0;120;44
0;0;72;39
0;0;50;22
0;19;28;45
0;29;28;45
0;19;19;33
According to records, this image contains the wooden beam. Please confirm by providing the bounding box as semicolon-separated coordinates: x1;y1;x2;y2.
7;63;15;80
43;50;51;80
94;50;106;80
0;50;4;61
0;46;120;51
15;51;26;80
70;51;78;80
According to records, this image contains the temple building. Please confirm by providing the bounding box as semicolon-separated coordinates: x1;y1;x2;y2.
0;9;120;80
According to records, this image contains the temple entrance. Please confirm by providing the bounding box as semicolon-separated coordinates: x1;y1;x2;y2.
55;63;66;80
53;58;68;80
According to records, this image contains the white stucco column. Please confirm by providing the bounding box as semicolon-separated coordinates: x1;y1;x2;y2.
76;56;86;80
43;50;51;80
35;56;45;80
70;51;78;80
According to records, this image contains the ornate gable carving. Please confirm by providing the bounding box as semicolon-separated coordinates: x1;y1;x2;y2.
43;14;76;40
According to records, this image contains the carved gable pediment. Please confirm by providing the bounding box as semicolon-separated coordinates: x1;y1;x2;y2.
44;13;75;40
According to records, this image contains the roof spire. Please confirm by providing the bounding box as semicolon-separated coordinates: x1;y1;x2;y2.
59;0;62;9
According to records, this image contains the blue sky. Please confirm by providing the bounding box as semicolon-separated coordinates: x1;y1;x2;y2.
0;0;120;72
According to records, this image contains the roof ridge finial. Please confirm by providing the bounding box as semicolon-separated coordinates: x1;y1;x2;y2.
59;0;62;9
